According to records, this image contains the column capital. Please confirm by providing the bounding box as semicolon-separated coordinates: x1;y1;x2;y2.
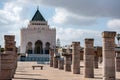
85;38;94;45
102;31;116;38
85;38;94;42
72;42;80;45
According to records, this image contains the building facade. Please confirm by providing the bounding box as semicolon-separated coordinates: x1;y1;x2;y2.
20;9;56;62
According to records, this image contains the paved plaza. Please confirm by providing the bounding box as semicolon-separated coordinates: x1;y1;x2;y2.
12;61;120;80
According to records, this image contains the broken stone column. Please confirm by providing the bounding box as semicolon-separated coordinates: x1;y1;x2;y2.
116;52;120;72
0;35;17;79
4;35;17;78
58;58;64;70
72;42;80;74
94;50;98;68
53;57;58;68
62;53;71;72
50;49;54;67
84;38;94;78
97;47;102;63
53;53;60;68
102;31;116;80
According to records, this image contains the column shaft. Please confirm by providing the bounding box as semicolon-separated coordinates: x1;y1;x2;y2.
84;39;94;78
64;56;71;71
72;42;80;74
102;31;116;80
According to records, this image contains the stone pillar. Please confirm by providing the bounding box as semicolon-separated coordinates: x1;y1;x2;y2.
32;46;34;54
0;35;17;79
97;47;102;63
72;42;80;74
102;31;116;80
50;49;54;67
53;56;58;68
116;52;120;72
94;48;99;68
63;53;71;72
84;38;94;78
58;58;64;70
94;56;98;68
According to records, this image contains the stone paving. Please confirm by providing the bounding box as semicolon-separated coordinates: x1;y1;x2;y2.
12;61;120;80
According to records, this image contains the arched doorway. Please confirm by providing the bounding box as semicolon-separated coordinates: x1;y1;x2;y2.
45;42;50;54
26;42;33;54
34;40;43;54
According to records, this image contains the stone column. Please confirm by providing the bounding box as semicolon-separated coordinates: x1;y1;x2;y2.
116;51;120;72
63;53;71;72
84;39;94;78
72;42;80;74
102;31;116;80
97;47;102;63
50;49;54;67
0;35;18;79
58;58;64;70
53;56;58;68
94;56;98;68
94;48;98;69
32;46;34;54
116;52;120;72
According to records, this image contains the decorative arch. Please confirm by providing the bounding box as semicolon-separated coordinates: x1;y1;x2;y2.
45;42;50;54
26;42;33;54
34;40;43;54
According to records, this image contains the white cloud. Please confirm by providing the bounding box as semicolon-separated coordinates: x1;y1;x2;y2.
56;27;101;46
52;8;96;26
107;19;120;30
52;8;68;24
38;0;120;18
0;0;34;47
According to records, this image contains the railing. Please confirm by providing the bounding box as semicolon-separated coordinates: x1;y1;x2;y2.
20;54;50;63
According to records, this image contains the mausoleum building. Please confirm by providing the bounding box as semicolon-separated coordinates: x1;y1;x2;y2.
20;9;56;62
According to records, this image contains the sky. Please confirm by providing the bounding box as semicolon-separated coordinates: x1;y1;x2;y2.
0;0;120;47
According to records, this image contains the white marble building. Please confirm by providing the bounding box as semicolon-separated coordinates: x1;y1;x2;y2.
20;9;56;62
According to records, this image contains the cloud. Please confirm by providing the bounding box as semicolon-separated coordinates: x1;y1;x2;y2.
107;19;120;30
52;8;68;24
31;0;120;26
52;8;96;26
0;0;35;47
56;27;101;46
39;0;120;18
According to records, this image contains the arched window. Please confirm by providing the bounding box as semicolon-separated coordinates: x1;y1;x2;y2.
45;42;50;54
34;40;43;54
26;42;33;54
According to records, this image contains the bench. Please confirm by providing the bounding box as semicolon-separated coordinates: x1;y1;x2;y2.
32;65;44;70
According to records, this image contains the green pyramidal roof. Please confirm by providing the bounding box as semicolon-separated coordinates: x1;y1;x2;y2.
31;9;46;21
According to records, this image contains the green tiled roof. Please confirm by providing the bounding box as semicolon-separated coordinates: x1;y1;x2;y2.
31;9;46;21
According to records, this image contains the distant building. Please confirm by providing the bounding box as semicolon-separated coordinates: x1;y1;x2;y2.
20;8;56;62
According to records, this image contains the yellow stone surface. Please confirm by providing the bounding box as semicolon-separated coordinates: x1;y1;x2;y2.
12;61;120;80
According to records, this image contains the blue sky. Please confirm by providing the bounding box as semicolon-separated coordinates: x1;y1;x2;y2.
0;0;120;47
